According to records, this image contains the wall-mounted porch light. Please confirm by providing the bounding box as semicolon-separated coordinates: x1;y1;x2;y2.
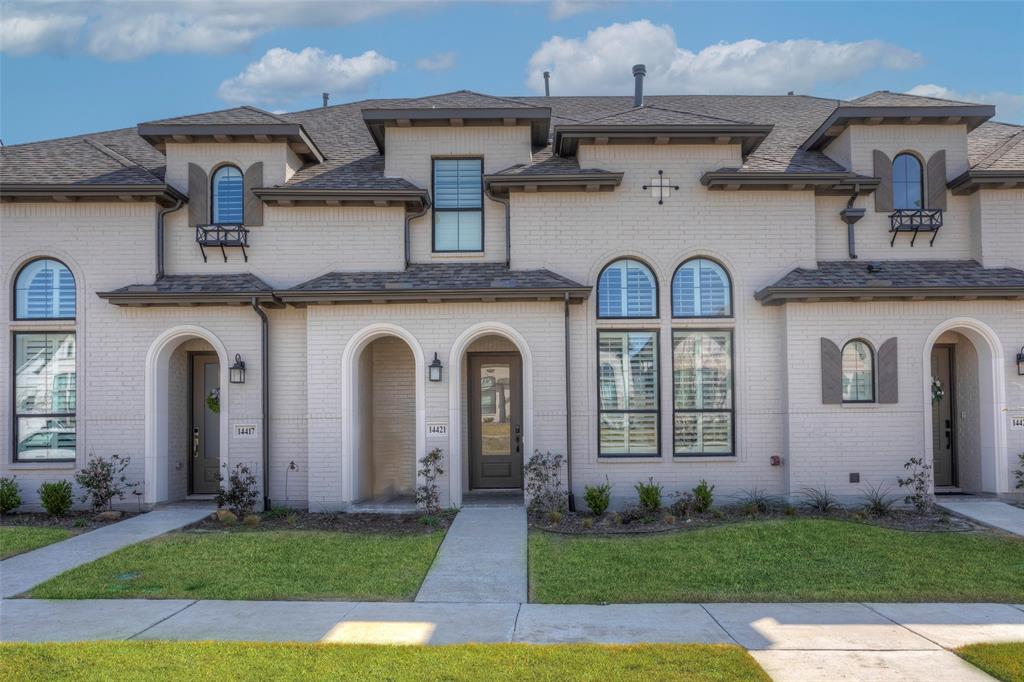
229;353;246;384
429;352;443;382
1017;346;1024;376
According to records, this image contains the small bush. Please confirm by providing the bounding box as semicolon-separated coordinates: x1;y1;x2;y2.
897;457;934;513
525;450;567;515
612;512;623;525
581;516;593;529
242;514;261;527
1014;452;1024;490
692;479;715;513
583;478;611;516
75;454;137;511
38;481;73;516
783;505;797;517
671;492;695;518
547;510;563;524
216;463;260;517
73;516;89;527
635;478;663;514
861;483;897;516
799;485;840;513
0;476;22;515
737;487;780;515
661;513;676;525
415;447;445;514
263;506;291;520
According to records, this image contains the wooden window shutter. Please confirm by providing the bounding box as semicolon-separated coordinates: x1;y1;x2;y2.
877;337;899;404
873;150;893;212
187;163;209;226
926;150;947;210
244;162;264;226
821;338;843;404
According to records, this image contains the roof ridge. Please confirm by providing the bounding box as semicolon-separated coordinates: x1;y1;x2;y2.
239;105;292;123
0;126;139;150
82;137;140;169
974;127;1024;169
849;89;977;107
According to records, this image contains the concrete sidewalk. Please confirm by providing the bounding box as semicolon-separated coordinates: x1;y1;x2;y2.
0;503;214;598
937;498;1024;536
3;599;1022;681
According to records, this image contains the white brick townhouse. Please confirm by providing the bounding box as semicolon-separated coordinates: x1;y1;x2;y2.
2;69;1023;510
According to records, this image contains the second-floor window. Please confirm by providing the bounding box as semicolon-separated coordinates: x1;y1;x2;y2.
433;158;483;252
892;153;923;210
212;165;244;224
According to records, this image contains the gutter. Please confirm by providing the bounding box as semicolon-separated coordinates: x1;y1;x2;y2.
250;296;272;511
404;202;430;270
484;187;511;267
155;198;184;279
755;285;1024;305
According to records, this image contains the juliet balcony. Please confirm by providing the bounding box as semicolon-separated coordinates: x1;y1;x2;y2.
889;209;943;247
196;224;249;262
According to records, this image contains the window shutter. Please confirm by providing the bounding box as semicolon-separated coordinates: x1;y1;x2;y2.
821;338;842;404
877;337;899;404
244;162;264;226
188;163;209;226
926;150;947;210
873;150;893;212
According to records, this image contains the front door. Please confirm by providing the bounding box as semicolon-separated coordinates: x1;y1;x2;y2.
469;353;523;489
931;345;957;487
190;353;221;495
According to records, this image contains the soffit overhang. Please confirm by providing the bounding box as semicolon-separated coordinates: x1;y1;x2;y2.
801;104;995;151
554;124;773;157
136;123;325;163
0;183;187;207
362;107;552;152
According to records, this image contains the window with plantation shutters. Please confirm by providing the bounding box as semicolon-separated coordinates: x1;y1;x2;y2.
672;258;731;318
597;259;657;318
673;330;733;455
842;340;875;403
598;331;659;456
212;165;244;224
14;332;77;462
15;259;76;320
433;158;483;251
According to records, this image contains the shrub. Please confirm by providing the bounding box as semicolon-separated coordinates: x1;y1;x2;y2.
799;485;841;513
415;447;445;514
216;463;260;517
546;510;563;524
525;450;567;515
737;487;780;515
583;478;611;516
635;478;663;514
581;516;593;529
671;492;695;518
1014;452;1024;490
264;506;291;520
692;479;715;513
38;481;73;516
661;513;676;525
861;483;897;516
897;457;934;513
75;454;137;511
0;476;22;515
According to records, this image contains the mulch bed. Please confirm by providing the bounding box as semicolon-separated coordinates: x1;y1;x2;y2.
531;505;983;536
186;510;455;535
1;510;142;533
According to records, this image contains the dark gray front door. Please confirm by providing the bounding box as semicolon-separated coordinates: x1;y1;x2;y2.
191;353;221;495
931;345;957;487
469;354;523;489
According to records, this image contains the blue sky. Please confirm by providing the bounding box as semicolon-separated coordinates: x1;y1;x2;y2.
2;1;1022;145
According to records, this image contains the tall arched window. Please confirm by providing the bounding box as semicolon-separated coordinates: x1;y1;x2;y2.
212;165;244;224
672;257;732;318
597;258;657;318
892;153;923;210
14;258;76;320
842;339;875;403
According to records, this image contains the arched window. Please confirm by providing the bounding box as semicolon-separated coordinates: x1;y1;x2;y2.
672;258;732;317
211;165;244;224
842;340;875;403
597;258;657;318
892;153;923;210
14;258;76;320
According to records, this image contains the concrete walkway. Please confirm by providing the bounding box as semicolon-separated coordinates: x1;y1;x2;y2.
0;503;214;598
414;505;527;603
3;600;1022;680
937;498;1024;536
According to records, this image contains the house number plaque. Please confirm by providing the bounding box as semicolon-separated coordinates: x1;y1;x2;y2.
426;422;448;437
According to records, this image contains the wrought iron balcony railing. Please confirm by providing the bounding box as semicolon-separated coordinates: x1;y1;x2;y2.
889;209;943;247
196;224;249;262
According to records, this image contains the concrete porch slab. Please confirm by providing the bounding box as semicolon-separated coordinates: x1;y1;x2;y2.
751;650;994;682
513;604;732;644
867;602;1024;648
937;500;1024;536
0;599;195;642
702;603;939;651
321;602;519;644
133;600;359;642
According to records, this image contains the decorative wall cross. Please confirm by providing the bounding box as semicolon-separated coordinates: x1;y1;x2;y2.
643;170;679;205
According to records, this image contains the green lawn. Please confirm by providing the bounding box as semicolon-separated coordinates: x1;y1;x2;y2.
0;641;769;682
529;518;1024;603
956;642;1024;682
0;526;71;560
29;530;444;600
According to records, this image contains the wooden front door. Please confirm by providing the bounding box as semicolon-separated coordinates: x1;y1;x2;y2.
931;345;957;487
190;353;221;495
468;354;523;489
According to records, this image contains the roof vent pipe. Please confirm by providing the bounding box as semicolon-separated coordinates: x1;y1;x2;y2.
543;71;550;97
632;64;646;107
322;92;330;108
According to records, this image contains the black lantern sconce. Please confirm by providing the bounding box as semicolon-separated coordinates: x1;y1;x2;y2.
229;353;246;384
1017;346;1024;376
429;352;443;382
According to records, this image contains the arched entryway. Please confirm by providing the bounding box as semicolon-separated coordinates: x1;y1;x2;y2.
145;326;231;505
341;324;425;505
922;318;1009;494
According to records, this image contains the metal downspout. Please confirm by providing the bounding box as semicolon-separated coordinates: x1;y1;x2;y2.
404;204;430;270
484;188;511;267
564;292;575;511
251;297;271;511
156;199;183;279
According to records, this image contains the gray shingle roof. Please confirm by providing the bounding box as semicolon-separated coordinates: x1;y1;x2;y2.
289;263;586;293
847;91;978;107
578;104;752;126
0;128;166;185
490;147;617;176
379;90;539;110
144;105;291;125
760;259;1024;292
105;273;272;295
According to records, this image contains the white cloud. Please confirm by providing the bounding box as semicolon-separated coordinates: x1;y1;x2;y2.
0;1;417;60
0;12;86;55
416;51;457;72
907;84;1024;122
527;20;922;95
549;1;607;20
218;47;397;105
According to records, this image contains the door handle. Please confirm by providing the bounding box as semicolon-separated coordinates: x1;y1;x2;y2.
945;430;951;450
514;425;521;454
192;427;200;458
